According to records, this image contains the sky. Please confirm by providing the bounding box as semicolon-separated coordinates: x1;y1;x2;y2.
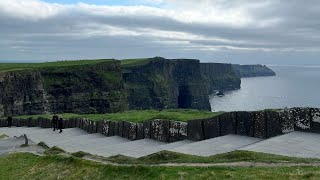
1;0;320;65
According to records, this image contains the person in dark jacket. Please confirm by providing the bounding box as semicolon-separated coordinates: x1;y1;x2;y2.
52;114;59;131
7;115;12;128
58;116;64;133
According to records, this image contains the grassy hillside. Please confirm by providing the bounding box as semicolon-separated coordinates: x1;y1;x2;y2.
1;153;320;179
0;59;114;72
16;109;223;123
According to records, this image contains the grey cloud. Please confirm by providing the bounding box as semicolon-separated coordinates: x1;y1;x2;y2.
0;0;320;65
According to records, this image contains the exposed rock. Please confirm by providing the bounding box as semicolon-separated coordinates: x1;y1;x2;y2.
109;121;115;136
311;108;320;132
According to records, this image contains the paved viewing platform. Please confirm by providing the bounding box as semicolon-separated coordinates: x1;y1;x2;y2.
1;127;320;158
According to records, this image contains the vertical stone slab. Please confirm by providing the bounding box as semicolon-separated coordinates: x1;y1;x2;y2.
169;121;181;142
236;111;255;137
114;122;119;136
12;118;17;127
75;118;81;128
122;121;130;139
219;112;236;136
143;121;152;139
254;111;267;138
92;121;98;133
151;119;170;142
202;117;220;140
97;121;103;134
109;121;115;136
311;108;320;133
279;109;294;134
64;120;69;129
0;119;4;127
187;119;204;141
128;122;137;140
265;110;281;138
179;122;188;140
102;120;110;136
293;107;311;131
136;123;144;140
118;121;124;137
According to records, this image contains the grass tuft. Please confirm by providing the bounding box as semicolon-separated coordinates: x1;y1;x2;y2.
72;151;89;158
38;142;50;149
44;146;66;155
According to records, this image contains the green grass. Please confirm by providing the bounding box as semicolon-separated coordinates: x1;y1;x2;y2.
106;150;320;164
72;151;90;158
1;153;320;180
0;59;114;72
120;58;151;67
44;146;66;155
16;109;223;123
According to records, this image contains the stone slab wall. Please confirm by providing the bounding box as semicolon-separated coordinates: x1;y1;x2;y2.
1;107;319;143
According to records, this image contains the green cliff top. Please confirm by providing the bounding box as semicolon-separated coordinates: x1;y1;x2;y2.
120;58;151;67
16;109;223;123
0;59;115;72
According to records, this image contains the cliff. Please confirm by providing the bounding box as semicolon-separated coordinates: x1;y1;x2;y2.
200;63;241;93
0;60;127;116
233;64;276;77
122;57;211;111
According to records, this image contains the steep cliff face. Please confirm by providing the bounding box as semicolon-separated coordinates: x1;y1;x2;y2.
0;71;48;117
41;61;127;114
0;60;127;116
122;57;211;111
233;64;276;77
200;63;241;93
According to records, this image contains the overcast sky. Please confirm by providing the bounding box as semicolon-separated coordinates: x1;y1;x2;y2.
1;0;320;65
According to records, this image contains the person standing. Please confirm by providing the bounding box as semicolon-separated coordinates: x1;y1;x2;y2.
52;114;58;131
7;115;12;128
58;116;64;133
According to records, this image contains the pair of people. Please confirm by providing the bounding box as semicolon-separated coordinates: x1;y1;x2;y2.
52;114;64;133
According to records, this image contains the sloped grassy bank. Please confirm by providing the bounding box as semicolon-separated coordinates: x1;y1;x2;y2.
1;152;320;180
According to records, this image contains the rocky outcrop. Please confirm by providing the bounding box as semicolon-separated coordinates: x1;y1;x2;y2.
0;60;127;116
233;64;276;77
200;63;241;93
123;57;211;111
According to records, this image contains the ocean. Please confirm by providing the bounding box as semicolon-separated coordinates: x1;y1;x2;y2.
210;66;320;112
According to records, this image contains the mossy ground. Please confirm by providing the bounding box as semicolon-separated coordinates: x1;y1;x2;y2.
16;109;223;123
1;152;320;179
106;150;320;164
